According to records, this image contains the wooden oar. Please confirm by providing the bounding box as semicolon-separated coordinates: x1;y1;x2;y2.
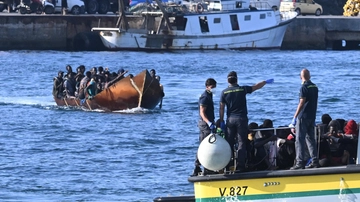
63;98;69;107
86;99;92;110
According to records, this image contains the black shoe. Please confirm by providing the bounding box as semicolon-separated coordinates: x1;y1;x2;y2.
305;163;320;169
190;166;202;177
290;165;305;170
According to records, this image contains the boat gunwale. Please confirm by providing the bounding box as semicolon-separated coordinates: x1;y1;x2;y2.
188;164;360;182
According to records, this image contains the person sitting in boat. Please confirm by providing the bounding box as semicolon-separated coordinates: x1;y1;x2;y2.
75;65;85;93
53;71;64;98
85;76;97;100
276;126;296;170
63;72;77;98
324;120;353;166
252;119;278;171
65;65;76;78
77;71;91;99
246;122;259;171
105;68;128;89
150;69;156;79
341;119;358;164
96;75;104;94
155;76;165;98
316;113;332;138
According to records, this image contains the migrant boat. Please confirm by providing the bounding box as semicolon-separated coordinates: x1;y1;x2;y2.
153;127;360;202
54;69;163;111
91;0;297;51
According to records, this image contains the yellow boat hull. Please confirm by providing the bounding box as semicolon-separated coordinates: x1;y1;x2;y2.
189;166;360;201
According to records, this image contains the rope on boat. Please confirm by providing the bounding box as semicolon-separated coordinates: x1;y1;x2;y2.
130;78;143;108
63;98;69;107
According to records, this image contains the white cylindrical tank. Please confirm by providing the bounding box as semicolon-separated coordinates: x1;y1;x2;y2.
198;133;232;171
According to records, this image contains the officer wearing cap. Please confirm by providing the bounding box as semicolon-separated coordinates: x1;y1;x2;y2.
219;71;274;172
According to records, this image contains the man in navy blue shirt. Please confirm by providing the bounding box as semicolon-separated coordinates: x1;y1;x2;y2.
191;78;217;176
219;71;273;172
290;69;319;169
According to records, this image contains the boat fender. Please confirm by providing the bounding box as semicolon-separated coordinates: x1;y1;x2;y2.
198;133;232;171
196;3;204;13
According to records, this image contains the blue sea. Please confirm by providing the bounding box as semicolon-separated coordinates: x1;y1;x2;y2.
0;50;359;201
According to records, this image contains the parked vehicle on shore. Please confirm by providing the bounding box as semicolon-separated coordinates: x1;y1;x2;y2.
52;0;85;14
83;0;129;14
18;0;85;14
280;0;322;16
18;0;55;14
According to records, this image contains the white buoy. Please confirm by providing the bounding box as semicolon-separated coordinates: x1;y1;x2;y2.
197;133;232;171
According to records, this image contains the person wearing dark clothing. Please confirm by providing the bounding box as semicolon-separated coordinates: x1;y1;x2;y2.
53;71;64;98
150;69;156;78
106;69;128;88
63;72;76;98
78;71;91;99
316;113;333;139
290;68;319;169
219;71;273;172
191;78;217;176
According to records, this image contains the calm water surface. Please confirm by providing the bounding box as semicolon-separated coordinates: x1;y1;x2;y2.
0;50;359;201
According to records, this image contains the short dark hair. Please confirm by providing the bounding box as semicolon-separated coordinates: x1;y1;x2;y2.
227;71;237;84
205;78;216;87
321;114;332;125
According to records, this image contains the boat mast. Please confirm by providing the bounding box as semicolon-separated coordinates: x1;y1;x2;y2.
116;0;129;30
152;0;173;33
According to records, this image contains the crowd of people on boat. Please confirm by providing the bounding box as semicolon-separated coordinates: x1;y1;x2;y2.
52;65;162;100
193;68;359;176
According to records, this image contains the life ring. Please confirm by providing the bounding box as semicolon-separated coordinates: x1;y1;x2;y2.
196;3;204;13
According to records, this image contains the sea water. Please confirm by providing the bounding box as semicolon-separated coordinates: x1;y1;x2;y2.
0;50;359;201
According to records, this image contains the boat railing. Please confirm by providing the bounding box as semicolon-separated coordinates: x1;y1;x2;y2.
280;10;298;20
357;123;360;164
251;124;360;166
249;1;272;10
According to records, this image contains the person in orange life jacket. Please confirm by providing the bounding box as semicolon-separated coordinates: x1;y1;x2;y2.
191;78;217;177
219;71;274;172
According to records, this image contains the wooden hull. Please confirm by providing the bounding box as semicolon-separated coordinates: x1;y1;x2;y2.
54;70;163;111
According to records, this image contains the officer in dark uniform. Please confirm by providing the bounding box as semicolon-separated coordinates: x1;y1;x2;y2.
219;71;273;172
191;78;217;176
290;68;319;169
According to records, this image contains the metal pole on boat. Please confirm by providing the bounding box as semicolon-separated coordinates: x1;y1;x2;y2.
356;124;360;164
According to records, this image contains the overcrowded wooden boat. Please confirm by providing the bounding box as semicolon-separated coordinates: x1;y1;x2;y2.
54;69;163;111
153;126;360;202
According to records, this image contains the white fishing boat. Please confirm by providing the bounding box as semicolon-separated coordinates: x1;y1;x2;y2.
91;0;297;50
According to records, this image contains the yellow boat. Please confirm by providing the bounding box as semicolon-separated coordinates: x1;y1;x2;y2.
154;128;360;202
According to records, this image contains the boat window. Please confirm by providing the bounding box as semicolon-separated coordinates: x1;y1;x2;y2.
214;18;221;23
230;15;239;31
199;16;209;32
236;1;242;8
260;13;266;19
244;15;251;21
175;16;187;31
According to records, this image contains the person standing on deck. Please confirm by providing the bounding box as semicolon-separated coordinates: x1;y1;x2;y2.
191;78;217;176
219;71;273;172
290;68;320;169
